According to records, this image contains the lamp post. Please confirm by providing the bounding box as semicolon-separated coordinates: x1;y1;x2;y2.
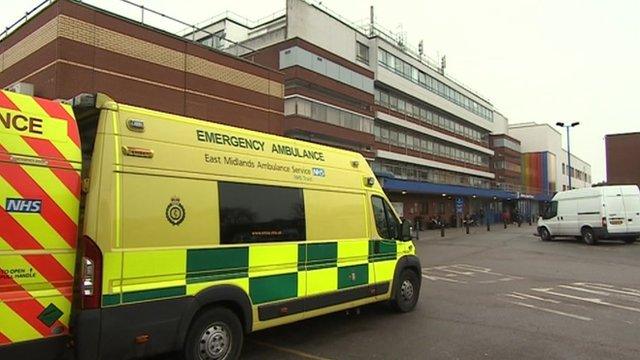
555;121;580;189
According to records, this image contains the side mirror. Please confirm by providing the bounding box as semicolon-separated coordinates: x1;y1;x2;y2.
400;219;412;241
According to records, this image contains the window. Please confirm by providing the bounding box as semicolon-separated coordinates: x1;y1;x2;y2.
356;42;369;64
219;182;306;244
371;196;400;240
543;201;558;220
562;163;565;175
389;129;399;144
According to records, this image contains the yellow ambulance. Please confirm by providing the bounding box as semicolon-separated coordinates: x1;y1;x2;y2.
0;90;421;360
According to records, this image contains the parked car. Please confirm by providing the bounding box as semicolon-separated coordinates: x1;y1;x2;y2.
537;185;640;245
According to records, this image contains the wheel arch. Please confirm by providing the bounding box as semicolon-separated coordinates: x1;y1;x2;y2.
390;255;422;300
580;224;593;233
537;225;552;236
177;284;254;347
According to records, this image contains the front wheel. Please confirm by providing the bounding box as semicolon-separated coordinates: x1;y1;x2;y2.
581;227;597;245
390;269;420;313
183;307;243;360
539;227;552;241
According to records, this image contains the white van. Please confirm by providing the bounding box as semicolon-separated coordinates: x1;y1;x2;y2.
537;185;640;245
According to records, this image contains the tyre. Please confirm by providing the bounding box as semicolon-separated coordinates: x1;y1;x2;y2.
539;227;552;242
390;269;420;313
581;227;597;245
183;307;243;360
623;237;637;244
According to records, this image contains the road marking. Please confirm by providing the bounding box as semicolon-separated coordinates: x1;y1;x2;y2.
558;285;611;296
437;268;476;276
505;293;527;300
511;292;561;304
421;274;467;283
251;340;333;360
532;288;640;313
574;283;640;298
505;300;592;321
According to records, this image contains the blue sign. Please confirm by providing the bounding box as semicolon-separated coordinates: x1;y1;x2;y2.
312;167;325;177
455;197;464;214
5;198;42;213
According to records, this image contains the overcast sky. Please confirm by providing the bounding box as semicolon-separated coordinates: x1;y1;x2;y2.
2;0;639;182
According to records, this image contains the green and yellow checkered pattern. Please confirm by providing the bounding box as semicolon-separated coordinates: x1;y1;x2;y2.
101;239;408;310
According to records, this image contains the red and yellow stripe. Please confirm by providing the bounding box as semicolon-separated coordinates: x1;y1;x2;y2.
0;90;81;346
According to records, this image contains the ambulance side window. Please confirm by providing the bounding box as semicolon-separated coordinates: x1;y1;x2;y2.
372;196;400;240
219;182;306;244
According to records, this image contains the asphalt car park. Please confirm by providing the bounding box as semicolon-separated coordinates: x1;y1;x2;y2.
158;225;640;360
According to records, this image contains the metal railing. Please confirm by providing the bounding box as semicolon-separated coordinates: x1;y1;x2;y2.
0;0;53;41
299;0;492;105
1;0;258;57
115;0;256;56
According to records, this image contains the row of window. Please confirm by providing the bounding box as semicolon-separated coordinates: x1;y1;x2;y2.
280;46;374;94
371;159;491;189
374;88;488;144
561;163;591;183
374;122;490;167
492;137;521;153
494;160;521;173
377;48;494;121
284;97;374;134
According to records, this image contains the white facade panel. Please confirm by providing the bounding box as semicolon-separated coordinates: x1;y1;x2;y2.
376;112;494;156
286;0;361;68
377;150;495;179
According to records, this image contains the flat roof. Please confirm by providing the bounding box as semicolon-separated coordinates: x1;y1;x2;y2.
605;131;640;137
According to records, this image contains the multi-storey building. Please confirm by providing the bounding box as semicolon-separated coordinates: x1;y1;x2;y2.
0;0;284;134
509;122;592;192
4;0;593;226
605;132;640;188
198;0;517;226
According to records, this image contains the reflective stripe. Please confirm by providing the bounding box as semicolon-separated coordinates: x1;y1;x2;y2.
0;276;67;338
33;97;80;147
0;90;79;346
2;91;81;162
0;177;72;250
22;137;81;198
0;303;41;343
0;149;78;247
0;331;11;345
0;91;19;111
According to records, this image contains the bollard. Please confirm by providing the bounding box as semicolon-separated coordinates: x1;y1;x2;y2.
487;222;490;231
465;222;469;234
518;221;521;228
440;225;445;237
504;221;507;229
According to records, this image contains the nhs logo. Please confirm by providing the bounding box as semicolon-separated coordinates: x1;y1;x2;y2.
5;198;42;213
312;168;326;177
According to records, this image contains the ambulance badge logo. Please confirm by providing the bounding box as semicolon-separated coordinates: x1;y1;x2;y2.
165;196;185;226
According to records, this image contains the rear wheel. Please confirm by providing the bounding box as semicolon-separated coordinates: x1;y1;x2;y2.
390;269;420;313
623;237;637;244
581;227;597;245
539;227;552;241
183;307;243;360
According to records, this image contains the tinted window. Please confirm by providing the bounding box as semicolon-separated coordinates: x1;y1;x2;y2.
372;196;400;240
372;197;389;239
385;202;400;239
543;201;558;220
219;182;305;244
